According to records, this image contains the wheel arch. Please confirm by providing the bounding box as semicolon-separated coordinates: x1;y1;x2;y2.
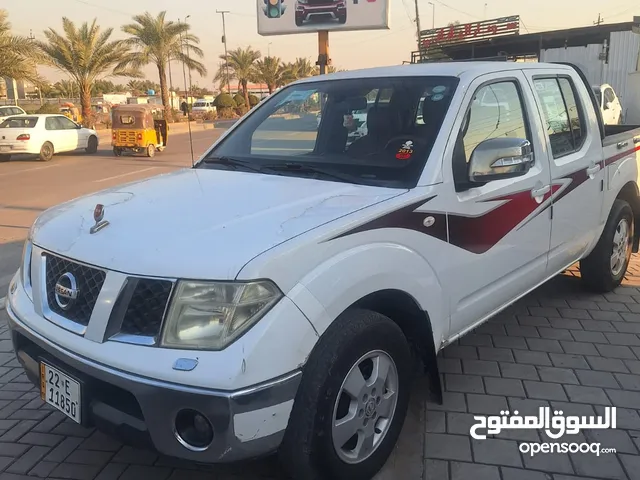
615;181;640;251
351;289;443;404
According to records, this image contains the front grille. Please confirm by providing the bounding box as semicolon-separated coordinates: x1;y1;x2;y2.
119;279;173;337
45;254;106;326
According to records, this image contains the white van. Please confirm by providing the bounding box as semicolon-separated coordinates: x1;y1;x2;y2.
192;99;216;114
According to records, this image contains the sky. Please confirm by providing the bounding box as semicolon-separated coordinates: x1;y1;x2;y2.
5;0;640;86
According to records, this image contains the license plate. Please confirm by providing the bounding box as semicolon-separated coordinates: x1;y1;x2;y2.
40;362;81;423
0;146;10;153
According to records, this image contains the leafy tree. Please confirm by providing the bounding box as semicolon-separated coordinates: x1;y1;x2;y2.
120;11;207;122
254;56;288;94
0;10;42;83
248;94;259;107
37;18;137;126
219;47;261;110
233;93;246;108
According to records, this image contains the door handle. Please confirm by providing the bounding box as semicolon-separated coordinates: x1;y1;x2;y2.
617;141;629;149
586;165;601;176
531;185;551;198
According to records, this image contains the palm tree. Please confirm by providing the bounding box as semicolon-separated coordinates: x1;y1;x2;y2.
213;61;235;93
0;10;42;83
255;56;288;95
37;18;136;126
220;47;261;109
313;65;344;75
290;57;316;80
120;11;207;122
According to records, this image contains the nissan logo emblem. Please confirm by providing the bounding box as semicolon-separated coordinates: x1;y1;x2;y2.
54;272;79;310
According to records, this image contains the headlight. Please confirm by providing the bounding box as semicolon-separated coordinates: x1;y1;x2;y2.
160;280;282;350
20;239;33;299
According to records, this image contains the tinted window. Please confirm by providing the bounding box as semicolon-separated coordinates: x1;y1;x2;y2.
0;117;38;128
534;77;586;158
45;117;61;130
459;81;529;162
0;107;12;117
57;116;78;130
201;76;459;188
10;108;23;115
604;88;616;104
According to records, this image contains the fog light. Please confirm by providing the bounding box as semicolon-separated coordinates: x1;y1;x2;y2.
174;409;214;451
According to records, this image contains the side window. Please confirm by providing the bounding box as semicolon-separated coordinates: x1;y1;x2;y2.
533;77;586;158
604;88;616;105
45;117;60;130
458;81;529;163
57;116;78;130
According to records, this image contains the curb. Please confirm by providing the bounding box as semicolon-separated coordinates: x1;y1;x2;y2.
95;121;216;140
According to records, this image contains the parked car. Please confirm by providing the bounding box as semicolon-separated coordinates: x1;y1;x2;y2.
192;99;216;115
7;61;640;479
0;114;98;162
0;105;26;124
593;83;623;125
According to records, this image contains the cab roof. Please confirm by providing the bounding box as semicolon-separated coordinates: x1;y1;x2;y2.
294;61;576;84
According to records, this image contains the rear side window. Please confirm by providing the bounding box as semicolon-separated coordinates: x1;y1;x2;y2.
533;77;586;158
0;117;38;128
0;107;11;116
604;88;616;104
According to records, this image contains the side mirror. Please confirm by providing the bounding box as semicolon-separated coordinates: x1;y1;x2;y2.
469;137;534;183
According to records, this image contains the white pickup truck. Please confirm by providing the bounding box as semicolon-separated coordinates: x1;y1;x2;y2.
6;61;640;479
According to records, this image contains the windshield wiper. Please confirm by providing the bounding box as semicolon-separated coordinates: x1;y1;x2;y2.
260;162;356;183
199;156;263;173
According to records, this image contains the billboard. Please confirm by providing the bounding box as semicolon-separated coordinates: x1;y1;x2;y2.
257;0;390;36
419;16;520;51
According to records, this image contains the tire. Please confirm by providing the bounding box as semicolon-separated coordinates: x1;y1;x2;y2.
146;144;155;158
295;16;303;26
39;142;54;162
0;154;10;162
339;12;347;24
279;309;412;480
86;136;98;154
580;199;634;292
113;147;122;157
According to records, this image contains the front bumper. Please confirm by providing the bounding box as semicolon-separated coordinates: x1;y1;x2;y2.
6;300;301;463
296;3;346;20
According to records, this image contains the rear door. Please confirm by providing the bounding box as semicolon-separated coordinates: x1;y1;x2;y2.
525;70;604;274
437;71;554;337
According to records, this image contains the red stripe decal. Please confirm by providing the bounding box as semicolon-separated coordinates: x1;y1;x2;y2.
604;145;640;167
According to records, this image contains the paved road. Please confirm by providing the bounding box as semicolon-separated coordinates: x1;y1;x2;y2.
1;128;640;479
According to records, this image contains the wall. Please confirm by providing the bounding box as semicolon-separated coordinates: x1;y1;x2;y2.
540;31;640;120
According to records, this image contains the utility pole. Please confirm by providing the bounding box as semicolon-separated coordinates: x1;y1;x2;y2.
178;19;194;166
594;13;604;25
185;15;193;97
414;0;422;46
428;1;435;28
28;30;43;106
217;10;231;94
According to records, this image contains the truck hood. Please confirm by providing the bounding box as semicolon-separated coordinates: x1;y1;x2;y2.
31;168;403;279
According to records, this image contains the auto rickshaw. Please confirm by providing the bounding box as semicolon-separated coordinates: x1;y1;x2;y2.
111;104;168;157
60;102;82;123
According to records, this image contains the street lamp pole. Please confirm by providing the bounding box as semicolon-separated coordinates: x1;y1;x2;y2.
217;10;231;94
185;15;193;98
178;18;194;166
428;1;435;28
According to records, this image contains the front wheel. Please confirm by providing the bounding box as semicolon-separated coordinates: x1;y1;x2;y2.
338;11;347;24
146;144;155;158
279;309;412;480
39;142;54;162
580;199;634;292
86;136;98;154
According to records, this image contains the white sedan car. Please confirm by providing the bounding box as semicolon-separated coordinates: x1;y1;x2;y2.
0;114;99;162
0;105;27;123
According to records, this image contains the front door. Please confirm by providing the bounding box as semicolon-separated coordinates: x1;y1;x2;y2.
525;71;605;273
434;71;553;338
56;116;82;150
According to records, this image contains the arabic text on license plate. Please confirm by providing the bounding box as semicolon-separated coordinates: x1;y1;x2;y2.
40;363;81;423
0;146;10;153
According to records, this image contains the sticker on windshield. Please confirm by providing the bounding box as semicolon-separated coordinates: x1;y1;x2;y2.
396;140;414;160
431;93;445;102
275;89;315;108
432;85;447;94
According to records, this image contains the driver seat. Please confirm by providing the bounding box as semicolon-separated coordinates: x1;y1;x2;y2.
348;106;402;156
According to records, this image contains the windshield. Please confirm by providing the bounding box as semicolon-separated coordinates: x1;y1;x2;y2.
194;102;206;107
0;117;38;128
198;76;458;188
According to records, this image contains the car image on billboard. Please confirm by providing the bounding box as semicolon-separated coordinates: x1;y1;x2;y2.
257;0;389;35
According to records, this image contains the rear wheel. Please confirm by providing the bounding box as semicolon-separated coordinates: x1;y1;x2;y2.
580;199;634;292
0;154;10;162
86;135;98;154
39;142;54;162
146;144;155;158
113;147;122;157
279;309;412;480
